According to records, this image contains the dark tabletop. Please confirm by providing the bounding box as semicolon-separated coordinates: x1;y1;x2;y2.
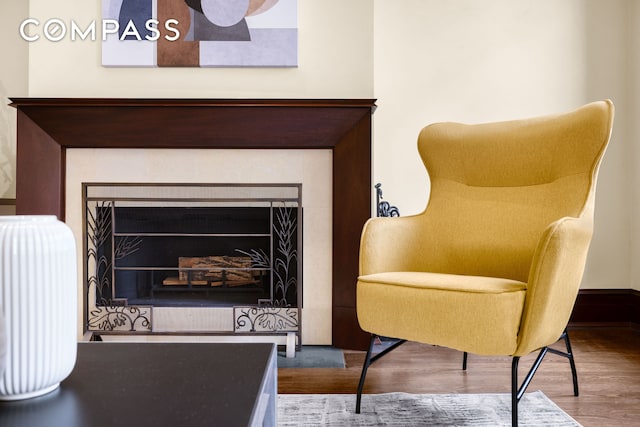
0;342;276;427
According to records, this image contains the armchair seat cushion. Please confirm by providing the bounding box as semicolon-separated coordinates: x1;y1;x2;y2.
357;272;527;355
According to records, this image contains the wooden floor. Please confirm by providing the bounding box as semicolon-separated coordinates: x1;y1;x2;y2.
278;326;640;426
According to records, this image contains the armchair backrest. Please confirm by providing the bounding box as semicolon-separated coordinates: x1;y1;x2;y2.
415;100;614;284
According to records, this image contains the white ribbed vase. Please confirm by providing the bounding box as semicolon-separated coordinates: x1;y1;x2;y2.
0;216;77;400
0;311;5;381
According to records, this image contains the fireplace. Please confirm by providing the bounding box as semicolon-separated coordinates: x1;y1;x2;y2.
83;182;302;340
12;98;375;350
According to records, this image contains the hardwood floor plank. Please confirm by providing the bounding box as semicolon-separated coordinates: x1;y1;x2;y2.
278;327;640;426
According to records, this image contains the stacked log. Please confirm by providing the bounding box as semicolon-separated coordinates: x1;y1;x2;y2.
162;256;260;287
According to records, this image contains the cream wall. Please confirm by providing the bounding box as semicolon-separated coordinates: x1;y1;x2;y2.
27;0;374;98
373;0;634;290
3;0;638;292
0;1;28;199
629;2;640;292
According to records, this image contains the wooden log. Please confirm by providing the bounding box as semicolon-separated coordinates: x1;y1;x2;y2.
161;278;259;287
178;256;260;285
162;277;208;286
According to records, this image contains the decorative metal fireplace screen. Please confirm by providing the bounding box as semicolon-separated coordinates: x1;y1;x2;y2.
83;183;301;338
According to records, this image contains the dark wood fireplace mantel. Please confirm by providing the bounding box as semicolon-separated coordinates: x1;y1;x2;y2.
11;98;375;350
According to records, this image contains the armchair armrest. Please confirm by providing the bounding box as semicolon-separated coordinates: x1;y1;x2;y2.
359;214;430;275
515;215;593;356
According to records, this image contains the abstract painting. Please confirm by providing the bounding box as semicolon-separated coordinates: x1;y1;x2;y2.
0;81;15;199
102;0;297;67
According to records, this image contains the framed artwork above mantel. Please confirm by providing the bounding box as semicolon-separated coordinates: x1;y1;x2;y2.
102;0;298;67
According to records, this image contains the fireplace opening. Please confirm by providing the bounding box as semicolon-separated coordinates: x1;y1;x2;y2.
112;206;277;307
83;183;302;335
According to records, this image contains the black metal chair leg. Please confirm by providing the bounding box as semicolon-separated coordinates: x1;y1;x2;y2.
563;330;579;396
356;335;407;414
547;328;580;396
512;357;520;427
355;334;377;414
462;330;577;426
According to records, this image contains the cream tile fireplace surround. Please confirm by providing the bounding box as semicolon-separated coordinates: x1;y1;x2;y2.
12;98;376;351
66;149;331;345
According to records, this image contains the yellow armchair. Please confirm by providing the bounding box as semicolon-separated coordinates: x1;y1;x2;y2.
355;100;614;426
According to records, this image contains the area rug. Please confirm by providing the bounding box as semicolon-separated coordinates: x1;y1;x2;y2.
277;346;345;368
277;391;581;426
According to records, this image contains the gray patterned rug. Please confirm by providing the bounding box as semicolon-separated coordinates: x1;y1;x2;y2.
277;391;581;426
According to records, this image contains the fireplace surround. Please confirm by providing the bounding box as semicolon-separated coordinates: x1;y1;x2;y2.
12;98;375;350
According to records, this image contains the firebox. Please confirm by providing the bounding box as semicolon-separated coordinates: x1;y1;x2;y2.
83;183;302;344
